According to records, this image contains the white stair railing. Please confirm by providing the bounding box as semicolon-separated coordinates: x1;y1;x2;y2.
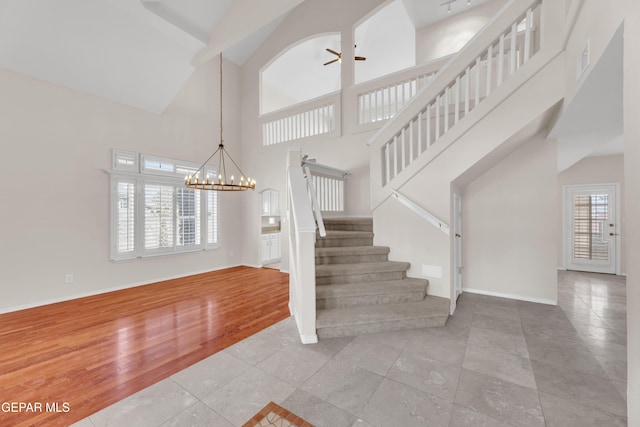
369;0;542;194
286;149;351;344
287;148;318;344
354;55;451;128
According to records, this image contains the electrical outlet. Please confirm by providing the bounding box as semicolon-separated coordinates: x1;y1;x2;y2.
65;274;74;284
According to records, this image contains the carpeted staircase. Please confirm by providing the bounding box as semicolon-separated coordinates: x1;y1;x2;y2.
315;217;449;338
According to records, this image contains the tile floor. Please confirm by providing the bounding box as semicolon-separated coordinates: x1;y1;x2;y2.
73;271;628;426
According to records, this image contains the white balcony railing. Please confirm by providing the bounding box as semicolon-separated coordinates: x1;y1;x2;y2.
260;91;341;146
303;158;350;214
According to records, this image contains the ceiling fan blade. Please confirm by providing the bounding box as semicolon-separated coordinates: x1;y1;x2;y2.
323;58;339;66
326;48;340;57
354;56;367;61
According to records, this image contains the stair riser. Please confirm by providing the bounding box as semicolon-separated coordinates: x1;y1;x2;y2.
316;271;406;285
317;290;426;309
323;223;373;232
317;315;448;338
315;237;373;248
315;254;388;265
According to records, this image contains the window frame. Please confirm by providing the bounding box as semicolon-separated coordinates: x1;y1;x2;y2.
109;150;219;261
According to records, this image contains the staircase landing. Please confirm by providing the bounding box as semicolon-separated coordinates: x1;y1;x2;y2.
315;217;449;338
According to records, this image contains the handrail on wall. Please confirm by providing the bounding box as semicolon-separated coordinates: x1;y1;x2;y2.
391;189;450;235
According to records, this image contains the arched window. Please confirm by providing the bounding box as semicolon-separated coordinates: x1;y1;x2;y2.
260;33;341;115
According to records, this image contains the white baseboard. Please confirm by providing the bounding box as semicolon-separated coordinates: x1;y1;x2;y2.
0;263;248;315
463;288;557;305
300;334;318;344
244;263;263;269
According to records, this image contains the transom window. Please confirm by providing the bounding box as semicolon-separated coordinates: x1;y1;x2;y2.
109;150;219;261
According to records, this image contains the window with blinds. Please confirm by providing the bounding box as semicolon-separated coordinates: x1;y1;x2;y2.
573;194;609;261
110;150;219;261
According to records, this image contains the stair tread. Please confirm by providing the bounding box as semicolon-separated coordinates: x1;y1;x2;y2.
323;217;373;224
317;278;427;299
315;245;389;256
318;230;374;238
315;261;410;276
316;296;450;328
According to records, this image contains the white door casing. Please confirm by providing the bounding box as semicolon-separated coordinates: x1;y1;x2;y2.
564;184;620;274
453;193;463;298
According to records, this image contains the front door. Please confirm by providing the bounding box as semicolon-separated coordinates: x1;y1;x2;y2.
565;184;618;274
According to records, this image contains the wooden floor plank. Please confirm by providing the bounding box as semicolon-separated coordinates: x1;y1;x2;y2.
0;266;290;427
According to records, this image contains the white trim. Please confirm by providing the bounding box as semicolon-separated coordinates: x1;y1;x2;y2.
0;264;244;315
462;287;557;305
300;334;319;344
562;183;621;275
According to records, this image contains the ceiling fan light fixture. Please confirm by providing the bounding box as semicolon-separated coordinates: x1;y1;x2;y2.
323;45;366;66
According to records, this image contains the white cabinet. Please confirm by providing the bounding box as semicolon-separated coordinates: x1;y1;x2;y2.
261;233;281;263
261;190;280;216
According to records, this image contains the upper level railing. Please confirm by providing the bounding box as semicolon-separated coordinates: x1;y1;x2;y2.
261;91;341;146
368;0;542;197
303;158;350;215
258;58;449;147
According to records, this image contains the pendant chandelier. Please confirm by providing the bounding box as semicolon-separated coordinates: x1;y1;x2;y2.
185;52;255;191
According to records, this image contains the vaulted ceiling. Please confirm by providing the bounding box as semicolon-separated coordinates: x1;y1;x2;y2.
0;0;302;113
0;0;494;114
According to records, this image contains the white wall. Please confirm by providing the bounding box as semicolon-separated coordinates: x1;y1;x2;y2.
557;155;626;274
354;0;416;84
0;58;245;312
463;135;558;303
415;0;506;64
623;0;640;423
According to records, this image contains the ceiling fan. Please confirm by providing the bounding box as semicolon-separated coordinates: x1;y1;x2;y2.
323;45;366;66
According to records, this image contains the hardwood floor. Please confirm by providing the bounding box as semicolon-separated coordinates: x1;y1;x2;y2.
0;266;290;427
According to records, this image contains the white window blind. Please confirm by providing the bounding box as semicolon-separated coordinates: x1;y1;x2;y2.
144;184;175;252
115;180;136;255
177;188;201;248
207;191;218;245
573;194;609;261
110;150;219;261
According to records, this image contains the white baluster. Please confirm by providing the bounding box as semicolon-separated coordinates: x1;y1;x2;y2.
524;8;532;63
409;119;414;162
435;95;440;141
498;34;505;86
393;135;398;178
444;87;450;132
426;104;432;148
464;67;470;116
475;57;481;108
486;45;493;96
401;128;406;170
455;76;460;124
418;111;423;154
510;22;517;76
385;143;391;185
